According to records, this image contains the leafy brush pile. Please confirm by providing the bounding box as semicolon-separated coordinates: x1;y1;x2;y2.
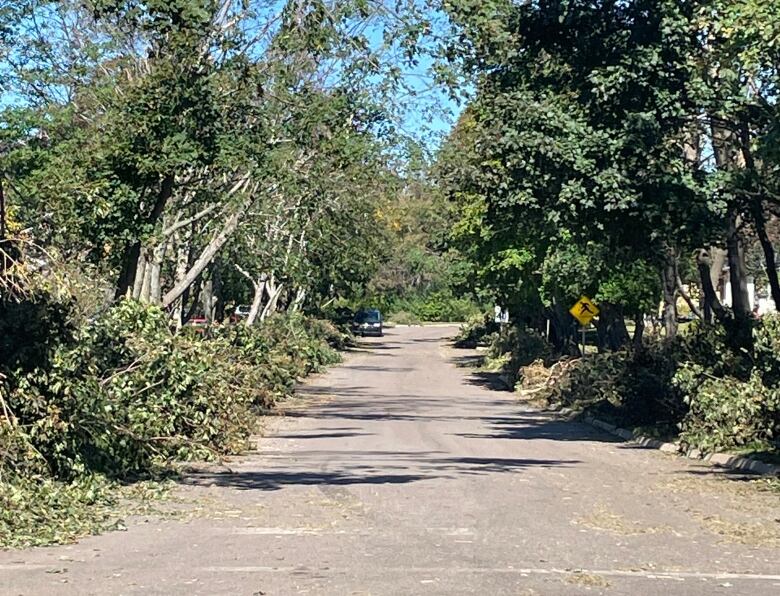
484;324;550;387
544;316;780;454
0;293;342;547
544;342;683;431
0;475;120;548
454;314;498;349
675;317;780;453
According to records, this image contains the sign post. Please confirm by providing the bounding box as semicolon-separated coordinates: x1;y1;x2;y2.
494;305;509;324
569;296;599;355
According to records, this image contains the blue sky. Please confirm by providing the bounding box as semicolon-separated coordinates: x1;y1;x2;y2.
0;1;467;152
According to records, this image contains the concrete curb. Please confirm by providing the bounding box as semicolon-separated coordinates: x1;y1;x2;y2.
494;364;778;477
558;408;780;476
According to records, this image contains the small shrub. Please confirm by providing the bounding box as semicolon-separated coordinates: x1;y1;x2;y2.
389;310;422;325
455;313;497;348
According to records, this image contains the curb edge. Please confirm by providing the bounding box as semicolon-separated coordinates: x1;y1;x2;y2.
570;411;780;476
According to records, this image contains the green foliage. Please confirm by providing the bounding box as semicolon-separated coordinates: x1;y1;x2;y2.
388;310;422;326
676;368;780;452
486;324;551;386
365;149;480;323
674;314;780;451
0;297;343;546
545;315;780;453
547;343;685;428
0;291;75;377
3;300;255;479
0;475;119;548
454;313;498;348
754;314;780;387
385;290;481;322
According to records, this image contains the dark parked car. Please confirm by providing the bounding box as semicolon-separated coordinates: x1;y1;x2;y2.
352;309;383;337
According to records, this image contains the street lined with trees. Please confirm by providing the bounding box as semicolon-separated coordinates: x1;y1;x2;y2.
0;0;778;561
437;0;780;456
0;0;447;545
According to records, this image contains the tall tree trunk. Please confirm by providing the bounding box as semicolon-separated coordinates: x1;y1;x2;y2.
711;116;751;324
548;300;579;356
139;259;153;302
260;274;284;321
115;241;141;299
162;190;254;308
726;210;751;319
661;248;678;338
212;259;224;322
144;239;167;304
737;120;780;310
752;200;780;309
595;302;629;352
117;175;174;299
725;210;754;350
632;315;645;351
201;274;214;323
710;247;727;305
245;276;267;327
183;284;201;326
696;248;726;323
172;229;192;329
132;247;148;300
290;287;306;313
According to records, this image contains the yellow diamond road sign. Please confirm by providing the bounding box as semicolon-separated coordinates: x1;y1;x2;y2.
570;296;599;326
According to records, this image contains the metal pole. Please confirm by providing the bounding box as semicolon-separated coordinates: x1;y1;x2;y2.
581;326;586;355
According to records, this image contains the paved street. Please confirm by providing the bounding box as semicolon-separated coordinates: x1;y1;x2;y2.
2;326;779;595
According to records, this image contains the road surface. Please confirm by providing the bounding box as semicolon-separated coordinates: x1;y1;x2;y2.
2;326;779;595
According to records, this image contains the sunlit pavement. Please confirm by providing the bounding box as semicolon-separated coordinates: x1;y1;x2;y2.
2;326;779;595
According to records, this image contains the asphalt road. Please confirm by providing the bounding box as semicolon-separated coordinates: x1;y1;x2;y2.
2;325;779;595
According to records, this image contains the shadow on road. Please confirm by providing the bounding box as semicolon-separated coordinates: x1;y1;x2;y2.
453;413;623;443
183;470;430;491
181;450;580;492
463;370;513;392
449;351;513;393
446;344;772;483
274;431;375;440
344;365;416;373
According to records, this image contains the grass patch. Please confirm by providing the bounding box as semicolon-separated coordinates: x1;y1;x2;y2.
574;504;671;536
694;512;780;547
566;572;611;588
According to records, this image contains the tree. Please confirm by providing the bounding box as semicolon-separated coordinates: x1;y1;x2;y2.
1;0;435;321
435;0;780;351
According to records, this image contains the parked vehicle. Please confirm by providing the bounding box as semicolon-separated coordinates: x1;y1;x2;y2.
230;304;251;323
351;309;383;337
